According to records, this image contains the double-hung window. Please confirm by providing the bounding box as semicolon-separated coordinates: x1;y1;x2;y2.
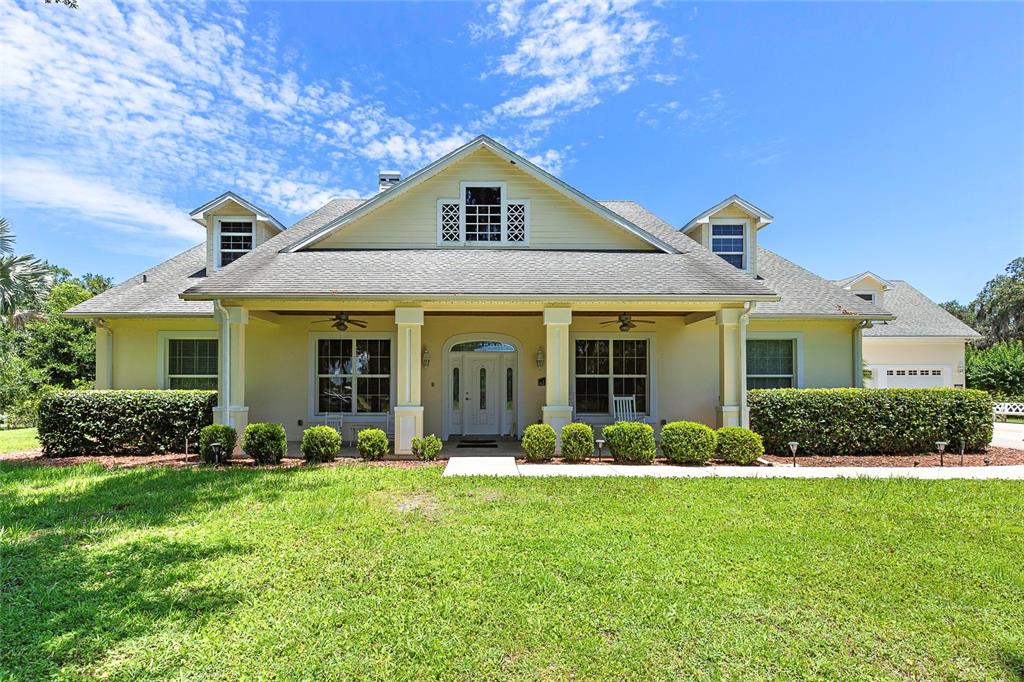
315;338;392;415
746;339;795;388
217;218;254;267
574;338;649;415
711;222;746;269
437;182;529;245
166;338;218;389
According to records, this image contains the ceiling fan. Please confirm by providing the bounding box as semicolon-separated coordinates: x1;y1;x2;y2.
600;313;655;332
312;312;368;332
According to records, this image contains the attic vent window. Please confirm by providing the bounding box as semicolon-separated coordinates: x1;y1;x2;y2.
436;181;530;246
218;218;254;267
711;223;745;269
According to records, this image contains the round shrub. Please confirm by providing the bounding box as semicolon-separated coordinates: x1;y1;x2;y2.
357;428;389;460
716;426;764;465
603;421;656;464
412;434;443;461
521;423;556;462
301;425;340;463
242;423;287;465
559;422;594;462
660;421;716;465
199;424;237;464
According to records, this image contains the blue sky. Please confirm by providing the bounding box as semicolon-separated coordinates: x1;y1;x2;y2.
2;0;1021;304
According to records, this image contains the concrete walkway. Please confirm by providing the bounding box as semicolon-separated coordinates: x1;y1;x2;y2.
442;456;1024;480
992;422;1024;450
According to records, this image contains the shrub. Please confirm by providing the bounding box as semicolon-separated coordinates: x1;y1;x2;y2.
603;421;656;464
199;424;237;464
521;423;556;462
967;341;1024;399
357;428;389;460
661;421;716;465
748;388;993;455
242;423;287;465
412;434;443;461
301;426;340;463
716;426;764;465
38;389;217;457
560;422;594;462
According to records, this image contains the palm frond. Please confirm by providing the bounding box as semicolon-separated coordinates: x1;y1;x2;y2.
0;217;12;256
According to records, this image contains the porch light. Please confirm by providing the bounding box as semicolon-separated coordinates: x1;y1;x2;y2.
421;348;431;368
535;348;545;369
935;441;947;467
787;441;799;467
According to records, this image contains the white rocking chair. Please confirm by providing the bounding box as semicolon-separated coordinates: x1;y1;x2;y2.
612;395;639;423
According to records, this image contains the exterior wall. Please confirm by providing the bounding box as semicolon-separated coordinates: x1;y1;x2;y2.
747;319;860;388
862;337;966;387
311;148;656;251
106;317;218;389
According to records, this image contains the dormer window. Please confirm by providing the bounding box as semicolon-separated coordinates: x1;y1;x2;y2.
854;292;876;303
217;217;254;267
711;221;746;269
437;181;529;246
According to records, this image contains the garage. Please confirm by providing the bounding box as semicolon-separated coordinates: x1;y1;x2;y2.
875;366;951;388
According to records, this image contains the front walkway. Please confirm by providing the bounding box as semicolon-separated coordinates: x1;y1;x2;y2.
442;457;1024;480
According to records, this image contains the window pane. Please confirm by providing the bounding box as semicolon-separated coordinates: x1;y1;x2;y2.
465;186;501;205
748;376;793;389
168;339;217;385
355;339;390;375
613;377;647;413
575;377;609;413
575;339;609;375
711;224;744;237
479;367;487;410
169;376;218;390
452;367;460;410
506;367;513;409
712;237;744;253
718;253;744;268
465;186;502;242
356;377;390;413
856;293;874;301
612;340;647;376
318;376;352;413
317;339;352;375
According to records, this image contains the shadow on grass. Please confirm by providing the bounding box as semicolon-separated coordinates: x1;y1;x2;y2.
0;463;319;679
1001;650;1024;681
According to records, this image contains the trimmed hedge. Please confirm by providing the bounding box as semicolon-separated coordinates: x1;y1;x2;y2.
301;426;340;463
243;423;287;465
560;422;594;462
661;421;716;465
200;424;237;464
748;388;993;455
716;427;764;465
357;428;389;460
38;390;217;457
603;421;656;464
412;434;443;461
522;423;556;462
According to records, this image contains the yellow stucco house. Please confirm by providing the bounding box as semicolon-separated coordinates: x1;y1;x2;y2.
69;135;924;454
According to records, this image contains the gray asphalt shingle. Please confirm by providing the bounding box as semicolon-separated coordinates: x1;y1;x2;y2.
754;249;892;318
857;280;981;337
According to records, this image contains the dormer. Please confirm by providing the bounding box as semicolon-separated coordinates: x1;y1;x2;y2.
190;192;285;273
681;195;773;276
834;271;893;304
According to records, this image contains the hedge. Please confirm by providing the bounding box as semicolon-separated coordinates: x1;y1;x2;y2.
661;421;716;465
748;388;993;455
38;390;217;457
412;434;443;461
200;424;237;464
603;421;656;464
560;422;594;462
357;428;389;460
716;426;764;465
301;426;340;463
242;423;287;465
522;423;556;462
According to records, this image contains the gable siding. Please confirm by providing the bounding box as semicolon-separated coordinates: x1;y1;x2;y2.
312;148;656;251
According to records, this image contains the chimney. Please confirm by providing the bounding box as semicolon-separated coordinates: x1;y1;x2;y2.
378;170;401;193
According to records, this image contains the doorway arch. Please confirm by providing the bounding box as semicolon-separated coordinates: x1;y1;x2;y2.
441;332;525;440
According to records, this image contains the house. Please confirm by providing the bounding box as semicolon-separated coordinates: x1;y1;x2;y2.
68;135;897;454
832;272;981;388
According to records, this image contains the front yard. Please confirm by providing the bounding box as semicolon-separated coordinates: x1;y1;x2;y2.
0;428;38;454
2;462;1022;680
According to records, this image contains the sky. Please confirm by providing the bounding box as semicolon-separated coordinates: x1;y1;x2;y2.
1;0;1022;304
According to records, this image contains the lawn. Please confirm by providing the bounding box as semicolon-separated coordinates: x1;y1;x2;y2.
1;463;1022;680
0;428;38;454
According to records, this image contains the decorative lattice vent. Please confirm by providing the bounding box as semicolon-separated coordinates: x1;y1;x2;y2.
506;201;527;242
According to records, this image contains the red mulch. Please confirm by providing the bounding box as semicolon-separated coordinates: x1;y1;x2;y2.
763;448;1024;468
0;449;439;470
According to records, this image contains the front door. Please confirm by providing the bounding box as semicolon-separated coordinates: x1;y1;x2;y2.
464;355;499;435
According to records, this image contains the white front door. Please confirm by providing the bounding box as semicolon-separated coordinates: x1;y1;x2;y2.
464;356;500;435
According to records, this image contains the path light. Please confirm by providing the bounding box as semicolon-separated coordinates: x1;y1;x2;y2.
935;441;947;467
914;458;920;467
984;458;991;466
211;442;223;466
960;443;965;466
787;441;799;467
595;438;605;462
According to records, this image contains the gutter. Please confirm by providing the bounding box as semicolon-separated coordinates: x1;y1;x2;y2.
213;300;229;412
179;291;782;303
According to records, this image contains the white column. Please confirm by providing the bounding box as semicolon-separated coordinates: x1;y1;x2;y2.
853;323;865;388
716;308;744;427
213;305;249;443
393;307;424;455
95;320;113;389
542;307;573;442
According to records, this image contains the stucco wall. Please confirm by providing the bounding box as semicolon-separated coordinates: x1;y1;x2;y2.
747;318;860;388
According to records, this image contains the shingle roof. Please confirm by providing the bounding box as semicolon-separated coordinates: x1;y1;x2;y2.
65;244;213;317
857;280;981;338
753;248;893;319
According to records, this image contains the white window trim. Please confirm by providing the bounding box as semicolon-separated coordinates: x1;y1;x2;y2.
214;215;255;270
156;331;218;389
307;331;397;421
746;331;805;388
852;290;877;303
569;332;657;423
708;218;751;272
436;182;529;246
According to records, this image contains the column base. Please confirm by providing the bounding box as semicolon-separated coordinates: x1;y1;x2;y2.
213;406;249;453
393;405;424;455
542;405;573;449
716;404;740;428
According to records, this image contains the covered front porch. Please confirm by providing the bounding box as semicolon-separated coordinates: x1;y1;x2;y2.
209;300;756;455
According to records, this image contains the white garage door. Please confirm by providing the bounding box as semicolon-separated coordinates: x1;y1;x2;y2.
882;367;949;388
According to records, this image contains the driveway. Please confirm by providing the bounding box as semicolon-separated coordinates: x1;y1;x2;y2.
992;422;1024;450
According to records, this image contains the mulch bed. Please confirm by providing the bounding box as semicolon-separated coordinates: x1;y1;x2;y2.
763;447;1024;468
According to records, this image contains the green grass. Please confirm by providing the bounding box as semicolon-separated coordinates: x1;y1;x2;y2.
0;428;38;454
1;463;1022;680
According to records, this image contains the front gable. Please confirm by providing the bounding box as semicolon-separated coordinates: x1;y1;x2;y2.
294;138;670;253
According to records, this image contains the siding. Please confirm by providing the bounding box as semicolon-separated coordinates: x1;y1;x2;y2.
313;148;656;251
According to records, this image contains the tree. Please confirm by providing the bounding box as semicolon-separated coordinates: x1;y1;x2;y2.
940;300;977;330
966;341;1024;399
0;218;52;328
973;257;1024;345
22;282;95;389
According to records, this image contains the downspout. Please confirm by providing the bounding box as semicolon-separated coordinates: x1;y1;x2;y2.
855;320;872;388
739;302;754;428
214;300;230;421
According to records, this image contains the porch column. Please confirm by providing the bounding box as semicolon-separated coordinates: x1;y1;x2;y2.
716;308;748;428
213;305;248;443
542;307;573;441
94;320;113;389
394;307;424;455
853;323;864;388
